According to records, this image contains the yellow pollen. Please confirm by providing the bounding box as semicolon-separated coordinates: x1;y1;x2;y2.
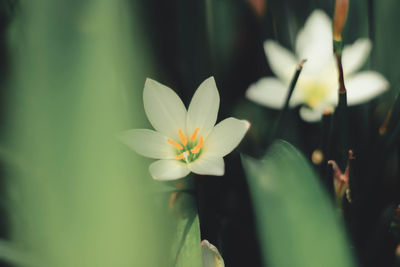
167;138;183;150
176;153;185;160
189;128;200;141
214;255;223;267
178;128;188;146
190;136;204;154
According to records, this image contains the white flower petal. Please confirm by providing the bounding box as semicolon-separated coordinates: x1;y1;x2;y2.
204;118;250;157
346;71;389;106
246;77;301;109
187;77;220;139
188;156;224;176
119;129;175;159
299;106;324;122
295;10;333;74
342;38;372;75
143;78;187;140
264;40;297;82
149;160;190;181
201;240;225;267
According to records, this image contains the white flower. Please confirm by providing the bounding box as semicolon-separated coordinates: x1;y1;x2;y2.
120;77;250;181
246;9;389;122
201;240;225;267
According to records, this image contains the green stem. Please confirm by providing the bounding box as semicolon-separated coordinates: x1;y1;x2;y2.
321;109;334;193
332;44;349;171
205;0;215;70
367;0;375;67
270;59;306;141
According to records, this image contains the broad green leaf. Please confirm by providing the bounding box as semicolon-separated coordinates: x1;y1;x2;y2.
5;1;168;267
242;140;355;267
167;191;202;267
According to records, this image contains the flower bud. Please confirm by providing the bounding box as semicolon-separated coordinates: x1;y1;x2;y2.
328;150;354;207
201;240;225;267
333;0;349;41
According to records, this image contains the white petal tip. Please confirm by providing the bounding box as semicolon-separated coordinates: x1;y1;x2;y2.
263;39;274;47
201;240;217;250
263;40;279;53
213;170;225;176
299;107;323;122
243;120;251;130
144;78;163;90
145;77;154;84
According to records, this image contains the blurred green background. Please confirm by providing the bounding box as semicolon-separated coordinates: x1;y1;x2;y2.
0;0;398;266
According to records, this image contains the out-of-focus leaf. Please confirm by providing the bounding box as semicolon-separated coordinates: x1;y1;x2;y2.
375;0;400;92
5;1;168;267
168;192;202;267
0;239;39;267
242;140;355;267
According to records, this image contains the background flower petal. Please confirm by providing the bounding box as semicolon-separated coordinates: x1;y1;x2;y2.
119;129;175;159
342;38;372;75
264;40;297;82
346;71;389;106
246;77;301;109
187;77;220;139
201;240;225;267
204;118;250;157
299;106;324;122
188;156;224;176
143;78;187;140
295;10;333;75
149;160;190;180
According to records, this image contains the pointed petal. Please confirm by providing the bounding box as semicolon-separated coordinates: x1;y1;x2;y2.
187;77;220;139
204;118;250;157
119;129;175;159
201;240;225;267
264;40;297;82
299;106;324;122
246;77;301;109
143;78;187;140
342;38;372;75
295;10;333;74
149;160;190;181
188;156;224;176
346;71;389;106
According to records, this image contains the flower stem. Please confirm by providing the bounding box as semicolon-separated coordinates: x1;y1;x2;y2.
367;0;375;66
331;39;350;170
382;94;400;150
321;108;334;193
270;59;306;141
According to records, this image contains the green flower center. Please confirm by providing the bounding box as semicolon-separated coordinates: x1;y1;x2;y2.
167;128;203;163
302;82;330;108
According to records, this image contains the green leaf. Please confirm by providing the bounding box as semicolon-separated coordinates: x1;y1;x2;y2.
242;140;356;267
6;1;169;267
167;191;202;267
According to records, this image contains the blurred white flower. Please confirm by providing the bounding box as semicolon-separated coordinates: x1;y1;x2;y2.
201;240;225;267
120;77;250;181
246;9;389;122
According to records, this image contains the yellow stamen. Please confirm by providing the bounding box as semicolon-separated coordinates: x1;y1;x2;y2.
167;139;183;150
190;136;204;154
189;128;200;141
178;128;188;146
176;153;185;160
